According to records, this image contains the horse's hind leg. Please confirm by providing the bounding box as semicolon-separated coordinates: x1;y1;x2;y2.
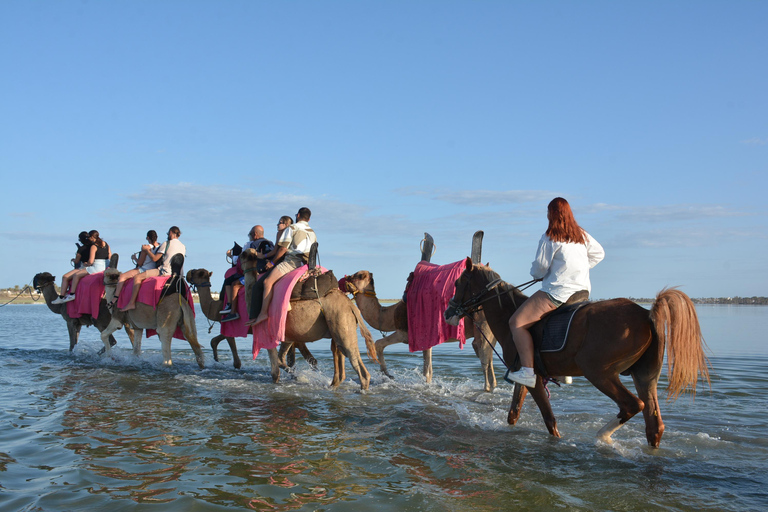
632;372;664;448
588;374;645;444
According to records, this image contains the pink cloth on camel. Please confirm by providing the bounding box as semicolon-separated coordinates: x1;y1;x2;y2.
252;265;328;359
406;260;466;352
220;267;250;338
117;276;195;340
66;272;105;319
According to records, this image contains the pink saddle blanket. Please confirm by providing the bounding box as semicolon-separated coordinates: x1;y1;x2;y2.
220;267;250;338
117;275;195;340
252;265;328;359
66;272;105;319
406;260;466;352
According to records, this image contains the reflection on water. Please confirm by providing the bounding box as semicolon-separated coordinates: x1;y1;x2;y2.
0;305;767;511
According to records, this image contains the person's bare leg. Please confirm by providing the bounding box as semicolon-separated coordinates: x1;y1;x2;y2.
121;271;154;311
247;273;280;325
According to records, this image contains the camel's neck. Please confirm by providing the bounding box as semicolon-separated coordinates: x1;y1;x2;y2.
352;292;400;331
195;285;221;321
41;285;65;315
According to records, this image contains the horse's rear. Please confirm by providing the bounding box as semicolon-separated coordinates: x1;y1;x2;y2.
550;291;708;447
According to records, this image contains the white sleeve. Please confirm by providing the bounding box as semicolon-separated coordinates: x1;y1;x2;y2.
530;235;554;279
585;232;605;268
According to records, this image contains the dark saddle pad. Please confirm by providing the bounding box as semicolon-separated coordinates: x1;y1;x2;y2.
531;290;590;353
160;254;188;301
290;270;339;302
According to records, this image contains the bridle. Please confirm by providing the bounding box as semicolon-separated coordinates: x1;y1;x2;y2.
446;267;540;319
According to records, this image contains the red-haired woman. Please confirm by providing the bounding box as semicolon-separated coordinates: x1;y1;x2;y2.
506;198;604;388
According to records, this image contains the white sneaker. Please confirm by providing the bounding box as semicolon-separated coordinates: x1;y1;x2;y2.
61;293;76;303
52;296;66;305
506;368;537;388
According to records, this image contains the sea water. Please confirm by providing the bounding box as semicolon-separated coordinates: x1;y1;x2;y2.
0;304;766;511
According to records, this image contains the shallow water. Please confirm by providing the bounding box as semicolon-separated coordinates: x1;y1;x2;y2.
0;304;766;511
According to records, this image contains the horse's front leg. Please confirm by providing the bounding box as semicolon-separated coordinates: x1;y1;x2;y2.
527;376;561;438
507;383;528;425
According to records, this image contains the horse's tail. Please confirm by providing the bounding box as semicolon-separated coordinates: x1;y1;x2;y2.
650;287;710;400
351;300;378;364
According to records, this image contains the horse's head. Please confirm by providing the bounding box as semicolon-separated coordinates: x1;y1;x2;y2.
341;270;375;297
185;268;212;290
444;257;502;325
33;272;55;292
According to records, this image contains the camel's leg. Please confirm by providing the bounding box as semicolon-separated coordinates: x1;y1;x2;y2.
122;325;134;348
181;325;205;370
295;342;318;368
507;383;528;425
326;306;369;390
131;329;144;357
375;330;408;379
277;342;293;370
67;320;81;352
586;373;645;444
155;325;175;366
225;337;241;369
330;340;346;388
267;348;281;383
210;334;226;362
526;376;561;438
422;347;433;384
99;318;123;358
472;337;497;392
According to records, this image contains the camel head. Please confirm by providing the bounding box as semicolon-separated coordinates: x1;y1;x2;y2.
33;272;56;292
186;268;213;288
239;248;259;272
342;270;375;297
103;267;121;287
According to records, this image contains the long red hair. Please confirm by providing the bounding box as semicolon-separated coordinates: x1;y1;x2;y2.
546;197;587;244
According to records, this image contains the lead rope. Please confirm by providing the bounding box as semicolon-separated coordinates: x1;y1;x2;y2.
0;282;38;308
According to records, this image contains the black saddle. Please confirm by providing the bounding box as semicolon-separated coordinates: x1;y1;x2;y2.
290;269;339;302
529;290;590;379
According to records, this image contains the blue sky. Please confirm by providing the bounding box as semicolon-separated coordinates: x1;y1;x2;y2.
1;1;766;300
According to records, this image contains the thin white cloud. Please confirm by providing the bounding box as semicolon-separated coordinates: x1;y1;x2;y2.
584;203;747;222
395;187;557;206
741;137;768;146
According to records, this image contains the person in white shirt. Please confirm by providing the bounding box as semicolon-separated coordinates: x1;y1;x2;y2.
246;207;316;326
505;198;605;388
120;226;186;312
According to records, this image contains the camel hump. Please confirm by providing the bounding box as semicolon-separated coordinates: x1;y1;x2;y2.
290;270;338;302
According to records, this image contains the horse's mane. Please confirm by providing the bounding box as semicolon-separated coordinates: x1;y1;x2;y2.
471;263;529;311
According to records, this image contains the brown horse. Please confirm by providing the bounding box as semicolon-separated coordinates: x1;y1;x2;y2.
444;258;710;447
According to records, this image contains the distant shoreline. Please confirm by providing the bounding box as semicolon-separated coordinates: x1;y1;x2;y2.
3;294;766;306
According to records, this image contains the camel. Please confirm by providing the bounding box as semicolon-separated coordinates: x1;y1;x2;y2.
99;261;205;369
33;271;135;352
342;270;499;391
239;248;378;390
185;268;319;369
